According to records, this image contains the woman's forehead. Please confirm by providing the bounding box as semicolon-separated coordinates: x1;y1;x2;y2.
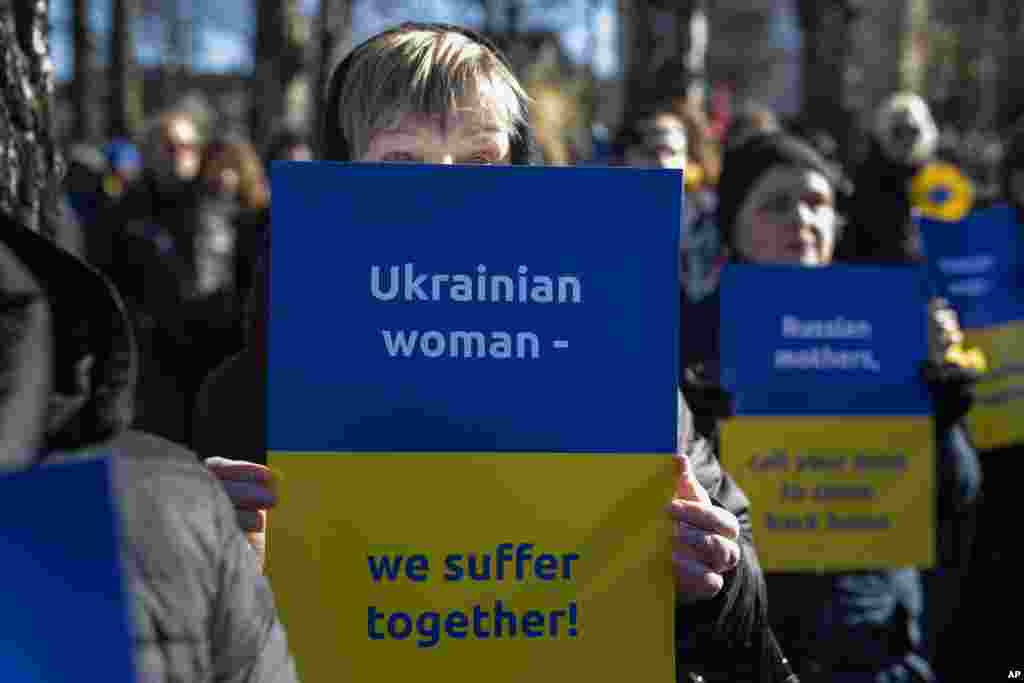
376;108;509;137
748;165;834;197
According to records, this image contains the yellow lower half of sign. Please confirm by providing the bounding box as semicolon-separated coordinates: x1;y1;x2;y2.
719;416;935;572
965;322;1024;451
266;452;676;683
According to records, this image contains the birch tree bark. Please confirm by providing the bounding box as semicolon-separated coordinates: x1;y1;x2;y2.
0;0;63;238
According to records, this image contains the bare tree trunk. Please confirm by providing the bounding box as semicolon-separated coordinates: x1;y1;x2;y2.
620;0;699;115
71;0;102;142
972;0;1002;131
506;1;522;35
0;0;63;238
109;0;143;140
251;0;308;147
798;0;860;162
316;0;352;136
161;0;185;110
481;0;498;35
1002;0;1024;126
584;0;600;69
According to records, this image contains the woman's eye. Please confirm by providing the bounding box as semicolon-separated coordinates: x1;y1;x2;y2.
382;152;418;162
462;152;496;165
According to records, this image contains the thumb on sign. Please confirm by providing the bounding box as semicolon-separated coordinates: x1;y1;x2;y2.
668;447;741;603
675;451;712;505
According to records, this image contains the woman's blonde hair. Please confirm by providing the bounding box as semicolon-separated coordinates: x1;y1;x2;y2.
199;138;270;211
336;26;529;159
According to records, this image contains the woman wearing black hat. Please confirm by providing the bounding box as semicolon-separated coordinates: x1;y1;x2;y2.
680;131;982;682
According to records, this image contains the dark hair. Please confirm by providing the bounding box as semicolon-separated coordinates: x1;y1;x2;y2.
612;101;680;160
717;131;853;252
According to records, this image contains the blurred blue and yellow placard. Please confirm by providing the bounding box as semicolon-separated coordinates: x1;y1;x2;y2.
267;162;681;682
0;457;135;681
917;203;1024;450
719;265;935;571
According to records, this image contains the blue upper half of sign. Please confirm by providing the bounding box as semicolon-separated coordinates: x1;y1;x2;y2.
917;203;1024;329
268;162;681;453
719;264;932;416
0;457;134;682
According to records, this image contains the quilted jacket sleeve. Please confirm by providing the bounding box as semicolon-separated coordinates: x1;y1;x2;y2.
208;465;299;683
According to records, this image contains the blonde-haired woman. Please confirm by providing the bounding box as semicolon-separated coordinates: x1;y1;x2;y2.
198;136;271;212
199;22;787;682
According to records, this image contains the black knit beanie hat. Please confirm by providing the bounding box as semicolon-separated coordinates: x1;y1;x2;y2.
717;131;852;252
317;22;537;165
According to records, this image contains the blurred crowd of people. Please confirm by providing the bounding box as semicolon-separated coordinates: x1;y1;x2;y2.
10;19;1019;682
61;117;313;447
606;88;1020;683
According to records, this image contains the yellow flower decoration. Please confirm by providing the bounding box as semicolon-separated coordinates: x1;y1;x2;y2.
909;162;974;222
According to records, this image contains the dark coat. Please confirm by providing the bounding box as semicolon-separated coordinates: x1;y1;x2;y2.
675;419;777;682
835;140;927;265
97;175;250;444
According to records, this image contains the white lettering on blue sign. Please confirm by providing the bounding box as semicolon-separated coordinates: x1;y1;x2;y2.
371;263;582;304
371;264;584;360
781;315;873;340
773;347;882;372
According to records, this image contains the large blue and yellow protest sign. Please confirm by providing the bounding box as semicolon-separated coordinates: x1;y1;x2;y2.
0;457;134;681
719;265;935;571
267;162;680;682
917;204;1024;450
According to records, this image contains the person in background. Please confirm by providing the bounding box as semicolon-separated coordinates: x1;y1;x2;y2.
97;109;206;445
197;22;786;682
103;138;142;204
63;142;107;250
836;92;939;264
614;101;724;304
71;138;142;269
721;101;782;152
678;102;725;303
0;204;298;681
196;134;271;298
679;130;981;682
832;92;982;680
181;134;272;405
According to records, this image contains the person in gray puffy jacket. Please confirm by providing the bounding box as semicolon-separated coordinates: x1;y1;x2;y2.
0;204;299;682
